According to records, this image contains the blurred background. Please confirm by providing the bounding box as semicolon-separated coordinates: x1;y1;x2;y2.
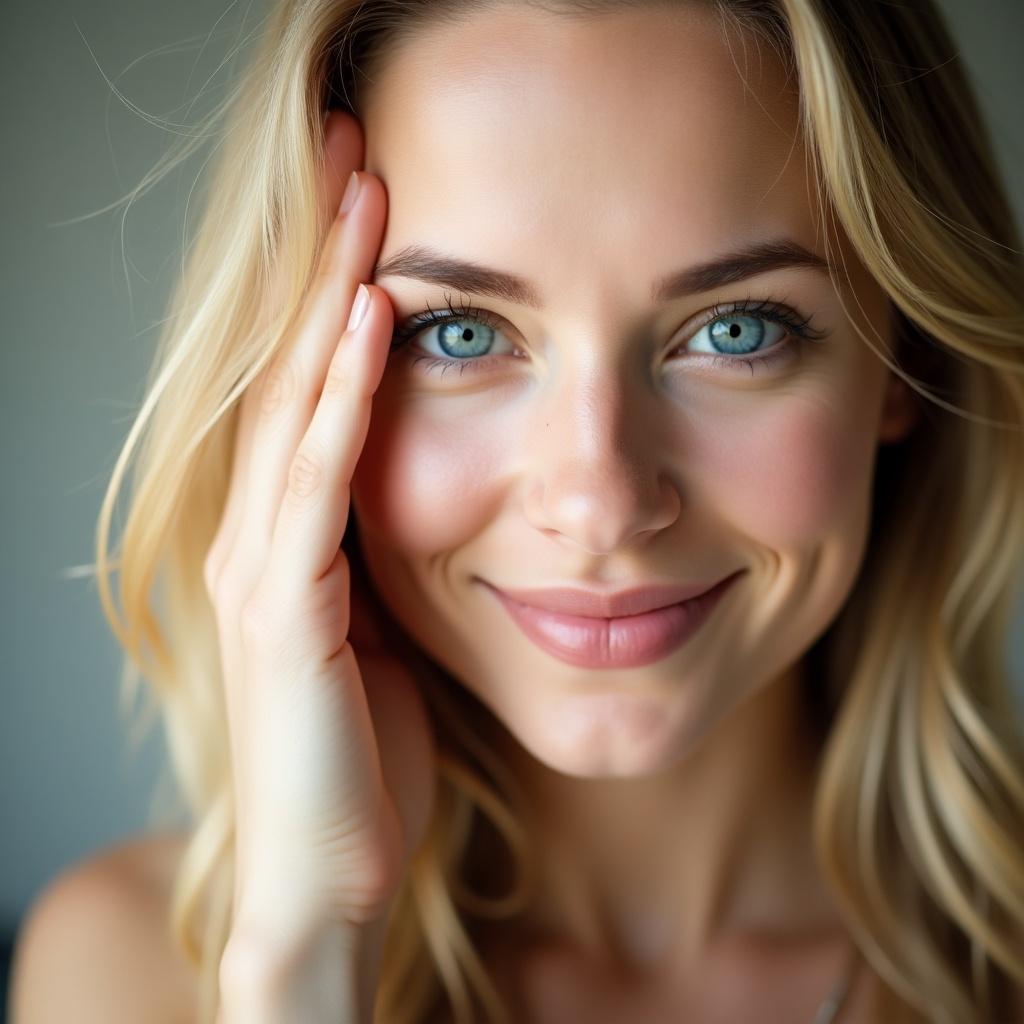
2;0;1023;1018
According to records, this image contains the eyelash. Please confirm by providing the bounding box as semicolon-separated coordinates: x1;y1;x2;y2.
388;289;829;378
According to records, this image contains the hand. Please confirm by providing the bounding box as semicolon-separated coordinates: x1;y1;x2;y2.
203;110;436;943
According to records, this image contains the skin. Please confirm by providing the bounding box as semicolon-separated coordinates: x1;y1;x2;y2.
348;2;919;1015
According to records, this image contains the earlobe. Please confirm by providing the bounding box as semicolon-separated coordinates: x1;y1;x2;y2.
877;371;921;445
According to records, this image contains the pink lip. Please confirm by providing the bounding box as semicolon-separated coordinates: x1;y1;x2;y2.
481;572;742;669
489;580;727;618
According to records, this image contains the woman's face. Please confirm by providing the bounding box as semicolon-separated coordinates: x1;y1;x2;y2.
351;3;915;776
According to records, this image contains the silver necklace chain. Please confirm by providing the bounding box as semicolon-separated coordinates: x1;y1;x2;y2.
810;943;862;1024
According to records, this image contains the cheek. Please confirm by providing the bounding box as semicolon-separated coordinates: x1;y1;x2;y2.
353;374;882;555
351;401;506;553
689;392;874;545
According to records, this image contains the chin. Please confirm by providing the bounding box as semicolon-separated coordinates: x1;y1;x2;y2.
510;691;699;779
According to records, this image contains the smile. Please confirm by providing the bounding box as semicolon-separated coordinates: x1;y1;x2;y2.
480;572;742;669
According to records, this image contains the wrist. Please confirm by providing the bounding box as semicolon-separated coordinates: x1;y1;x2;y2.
220;906;393;1024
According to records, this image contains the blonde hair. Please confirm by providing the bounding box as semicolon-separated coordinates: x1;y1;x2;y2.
94;1;1024;1021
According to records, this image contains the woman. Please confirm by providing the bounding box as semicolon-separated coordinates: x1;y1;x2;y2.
10;0;1024;1022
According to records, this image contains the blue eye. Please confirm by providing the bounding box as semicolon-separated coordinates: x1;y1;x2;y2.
434;319;495;358
388;294;516;378
698;314;783;355
679;299;829;376
389;291;828;378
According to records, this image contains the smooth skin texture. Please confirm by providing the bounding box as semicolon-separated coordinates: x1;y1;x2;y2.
348;3;919;1019
203;127;436;947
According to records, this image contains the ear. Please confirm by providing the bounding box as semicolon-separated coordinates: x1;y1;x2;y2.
877;369;921;445
319;109;366;213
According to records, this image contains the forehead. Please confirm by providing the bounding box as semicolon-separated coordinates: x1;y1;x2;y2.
361;4;822;308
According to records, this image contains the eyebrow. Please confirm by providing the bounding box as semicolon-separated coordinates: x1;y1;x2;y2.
372;238;835;308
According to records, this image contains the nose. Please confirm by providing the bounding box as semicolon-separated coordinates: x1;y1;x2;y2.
523;373;681;554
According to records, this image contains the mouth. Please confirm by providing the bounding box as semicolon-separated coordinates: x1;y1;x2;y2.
479;571;743;670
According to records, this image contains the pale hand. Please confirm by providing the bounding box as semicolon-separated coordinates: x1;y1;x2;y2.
203;111;437;959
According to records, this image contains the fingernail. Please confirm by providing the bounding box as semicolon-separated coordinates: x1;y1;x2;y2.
347;284;369;331
340;171;360;215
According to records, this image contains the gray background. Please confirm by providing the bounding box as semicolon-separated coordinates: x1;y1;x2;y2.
2;0;1023;979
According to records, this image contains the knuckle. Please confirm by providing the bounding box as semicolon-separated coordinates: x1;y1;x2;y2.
204;543;246;614
239;592;274;645
214;567;252;621
314;237;346;283
346;828;403;916
202;546;223;600
260;359;299;419
323;351;352;396
287;449;325;503
347;869;397;922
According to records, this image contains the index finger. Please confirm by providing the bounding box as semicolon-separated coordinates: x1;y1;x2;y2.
214;110;365;560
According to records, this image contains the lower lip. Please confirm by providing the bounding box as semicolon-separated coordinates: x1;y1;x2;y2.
484;573;741;670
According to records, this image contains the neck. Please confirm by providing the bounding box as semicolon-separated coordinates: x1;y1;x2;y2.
476;662;846;976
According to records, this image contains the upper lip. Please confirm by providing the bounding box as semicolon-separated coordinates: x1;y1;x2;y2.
485;573;738;618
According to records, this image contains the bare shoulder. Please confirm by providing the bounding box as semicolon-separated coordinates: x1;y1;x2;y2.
8;830;198;1024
